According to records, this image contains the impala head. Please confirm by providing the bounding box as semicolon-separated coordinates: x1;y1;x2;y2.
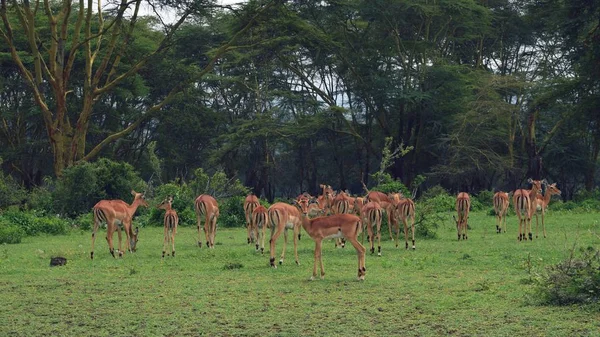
546;183;561;196
527;179;544;196
157;196;173;210
132;190;149;208
294;196;312;216
130;226;139;252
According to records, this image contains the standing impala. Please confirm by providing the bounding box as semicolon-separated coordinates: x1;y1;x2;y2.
532;182;561;238
513;179;544;241
366;191;396;241
157;196;179;258
394;198;416;249
296;196;366;280
493;191;510;234
244;194;260;245
252;205;268;253
454;192;470;240
91;190;148;259
267;198;306;267
195;194;220;248
360;201;383;256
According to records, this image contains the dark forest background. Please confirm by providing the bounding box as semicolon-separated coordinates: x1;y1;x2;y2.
1;0;599;204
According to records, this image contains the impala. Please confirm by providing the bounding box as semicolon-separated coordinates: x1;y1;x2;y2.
331;191;354;247
361;201;383;256
532;182;561;238
394;198;416;249
513;179;544;241
319;184;335;215
353;197;365;217
195;194;220;248
157;196;179;258
91;190;148;259
454;192;470;240
244;194;261;244
366;191;397;241
297;207;366;280
267;199;306;267
252;205;268;253
493;192;510;234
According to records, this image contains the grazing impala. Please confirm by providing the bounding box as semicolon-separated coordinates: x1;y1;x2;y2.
195;194;220;248
244;194;261;244
331;191;354;248
252;205;268;253
394;198;416;249
532;182;561;238
91;190;148;259
513;179;544;241
454;192;470;240
157;196;179;258
267;199;306;267
493;192;510;234
361;201;383;256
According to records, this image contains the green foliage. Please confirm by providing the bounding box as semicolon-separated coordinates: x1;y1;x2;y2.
420;185;449;200
25;185;55;215
421;194;455;213
475;190;494;206
53;159;145;217
0;221;25;244
535;247;600;306
0;211;68;236
0;159;27;209
218;196;245;228
73;213;93;231
189;168;250;199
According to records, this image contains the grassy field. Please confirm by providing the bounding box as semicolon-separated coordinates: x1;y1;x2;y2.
1;211;599;336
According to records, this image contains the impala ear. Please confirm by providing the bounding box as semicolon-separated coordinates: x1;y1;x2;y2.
131;190;137;196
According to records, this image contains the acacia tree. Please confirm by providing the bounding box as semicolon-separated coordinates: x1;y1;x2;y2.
0;0;275;177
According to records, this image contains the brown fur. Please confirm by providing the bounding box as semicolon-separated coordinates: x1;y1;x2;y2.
194;194;220;248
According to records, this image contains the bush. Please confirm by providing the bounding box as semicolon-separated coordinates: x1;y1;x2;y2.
73;212;94;231
535;247;600;306
148;182;196;227
0;211;69;236
475;190;494;206
218;196;246;228
420;185;449;200
370;176;410;196
25;185;55;215
189;168;249;199
420;193;455;213
0;166;27;209
53;159;146;217
0;221;25;244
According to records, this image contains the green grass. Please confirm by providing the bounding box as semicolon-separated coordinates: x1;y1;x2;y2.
1;211;599;336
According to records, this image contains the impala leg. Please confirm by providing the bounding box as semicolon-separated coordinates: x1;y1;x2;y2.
106;222;116;258
204;215;211;248
163;224;168;258
387;211;394;242
542;210;547;238
293;224;300;265
260;223;266;254
210;215;218;248
311;240;321;280
280;228;288;265
403;218;409;250
410;214;416;250
91;216;100;260
367;221;374;254
171;228;176;257
269;224;284;268
116;224;124;257
535;213;539;239
196;213;203;248
346;236;366;281
376;219;382;256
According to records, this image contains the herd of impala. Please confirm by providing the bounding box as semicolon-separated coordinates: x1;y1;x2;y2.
89;179;561;280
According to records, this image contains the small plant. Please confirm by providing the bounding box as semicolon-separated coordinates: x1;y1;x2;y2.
0;222;25;244
223;262;244;270
535;246;600;306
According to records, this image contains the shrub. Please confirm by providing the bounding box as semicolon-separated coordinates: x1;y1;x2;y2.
535;247;600;306
421;194;455;213
25;185;55;215
218;196;246;228
475;190;494;206
420;185;449;200
0;165;27;209
0;211;68;236
53;159;145;217
73;212;94;231
189;168;249;199
0;221;25;244
149;182;196;227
